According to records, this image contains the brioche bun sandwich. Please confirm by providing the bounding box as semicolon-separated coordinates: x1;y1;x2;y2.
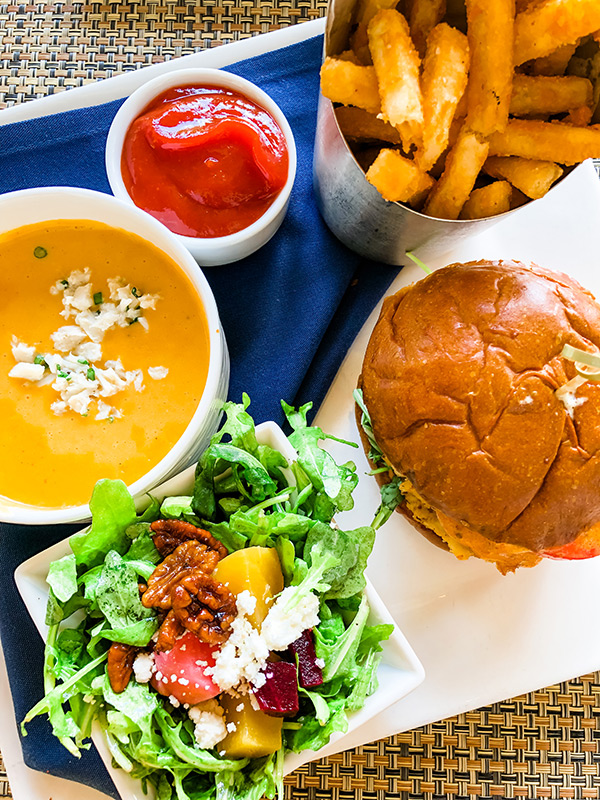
356;260;600;574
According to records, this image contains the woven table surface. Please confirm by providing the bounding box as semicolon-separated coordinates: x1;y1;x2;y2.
2;3;600;799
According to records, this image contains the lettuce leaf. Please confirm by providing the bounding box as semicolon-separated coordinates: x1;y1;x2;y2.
70;480;137;569
95;551;158;646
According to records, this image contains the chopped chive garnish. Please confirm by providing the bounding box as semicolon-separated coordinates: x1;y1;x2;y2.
57;367;69;379
131;287;141;298
78;358;89;365
93;291;103;305
405;251;432;275
60;279;69;287
108;415;115;423
33;355;48;367
33;246;47;259
86;367;96;381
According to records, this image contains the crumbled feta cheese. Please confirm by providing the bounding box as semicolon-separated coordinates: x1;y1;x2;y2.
11;336;35;363
188;700;227;749
315;658;325;669
261;588;320;652
9;269;163;420
236;703;244;712
236;590;257;617
8;362;46;382
226;722;237;733
75;341;102;363
205;594;270;692
51;325;88;352
148;366;169;380
132;652;155;684
168;695;180;708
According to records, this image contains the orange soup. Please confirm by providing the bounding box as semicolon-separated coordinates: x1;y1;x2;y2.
0;220;210;508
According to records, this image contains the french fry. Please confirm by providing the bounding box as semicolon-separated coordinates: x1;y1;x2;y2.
459;180;512;219
409;0;447;56
355;0;400;26
366;148;435;204
514;0;600;66
510;187;529;208
354;146;386;172
510;74;593;116
368;9;424;148
351;0;400;65
337;49;363;65
488;119;600;165
424;124;490;219
335;106;403;144
465;0;515;137
483;155;563;198
531;41;579;76
564;105;593;126
417;23;470;171
320;58;380;114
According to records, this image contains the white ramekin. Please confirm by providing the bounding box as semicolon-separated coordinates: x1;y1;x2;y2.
0;186;230;525
105;68;297;267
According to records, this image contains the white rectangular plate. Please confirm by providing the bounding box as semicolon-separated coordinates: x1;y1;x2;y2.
15;421;425;800
311;159;600;755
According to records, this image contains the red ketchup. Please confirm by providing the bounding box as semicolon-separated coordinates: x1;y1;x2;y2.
121;85;289;238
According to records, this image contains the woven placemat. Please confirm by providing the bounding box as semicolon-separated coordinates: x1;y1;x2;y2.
2;2;600;798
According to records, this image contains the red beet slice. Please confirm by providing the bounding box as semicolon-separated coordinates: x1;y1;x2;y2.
288;629;324;688
253;661;299;717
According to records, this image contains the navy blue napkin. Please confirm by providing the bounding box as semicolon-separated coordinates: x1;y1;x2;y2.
0;34;398;797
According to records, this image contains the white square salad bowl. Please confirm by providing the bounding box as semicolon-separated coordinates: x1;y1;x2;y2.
15;421;425;799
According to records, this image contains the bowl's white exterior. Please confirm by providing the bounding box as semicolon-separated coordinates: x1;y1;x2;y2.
0;186;229;526
105;68;297;267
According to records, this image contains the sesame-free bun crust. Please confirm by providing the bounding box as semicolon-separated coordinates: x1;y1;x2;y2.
361;260;600;553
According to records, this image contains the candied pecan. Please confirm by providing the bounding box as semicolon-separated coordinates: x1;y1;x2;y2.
141;540;221;610
172;572;237;645
150;519;228;559
155;610;185;652
107;643;138;693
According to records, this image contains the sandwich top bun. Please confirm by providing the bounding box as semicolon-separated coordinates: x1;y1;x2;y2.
360;260;600;573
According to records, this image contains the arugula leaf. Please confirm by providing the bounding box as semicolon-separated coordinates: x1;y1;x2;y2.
217;394;259;455
22;650;108;734
353;388;404;529
282;401;359;513
70;480;137;569
95;551;158;646
207;444;277;500
46;554;78;603
314;594;370;682
155;707;248;772
284;696;348;753
372;477;404;531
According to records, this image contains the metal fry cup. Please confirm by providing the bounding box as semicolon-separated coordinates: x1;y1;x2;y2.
312;0;557;265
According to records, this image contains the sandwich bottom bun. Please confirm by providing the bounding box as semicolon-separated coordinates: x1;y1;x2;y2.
359;260;600;574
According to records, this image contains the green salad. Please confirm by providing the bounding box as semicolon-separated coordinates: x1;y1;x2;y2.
23;396;393;800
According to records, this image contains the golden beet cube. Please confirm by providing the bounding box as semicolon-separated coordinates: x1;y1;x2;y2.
213;546;284;628
220;692;282;759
